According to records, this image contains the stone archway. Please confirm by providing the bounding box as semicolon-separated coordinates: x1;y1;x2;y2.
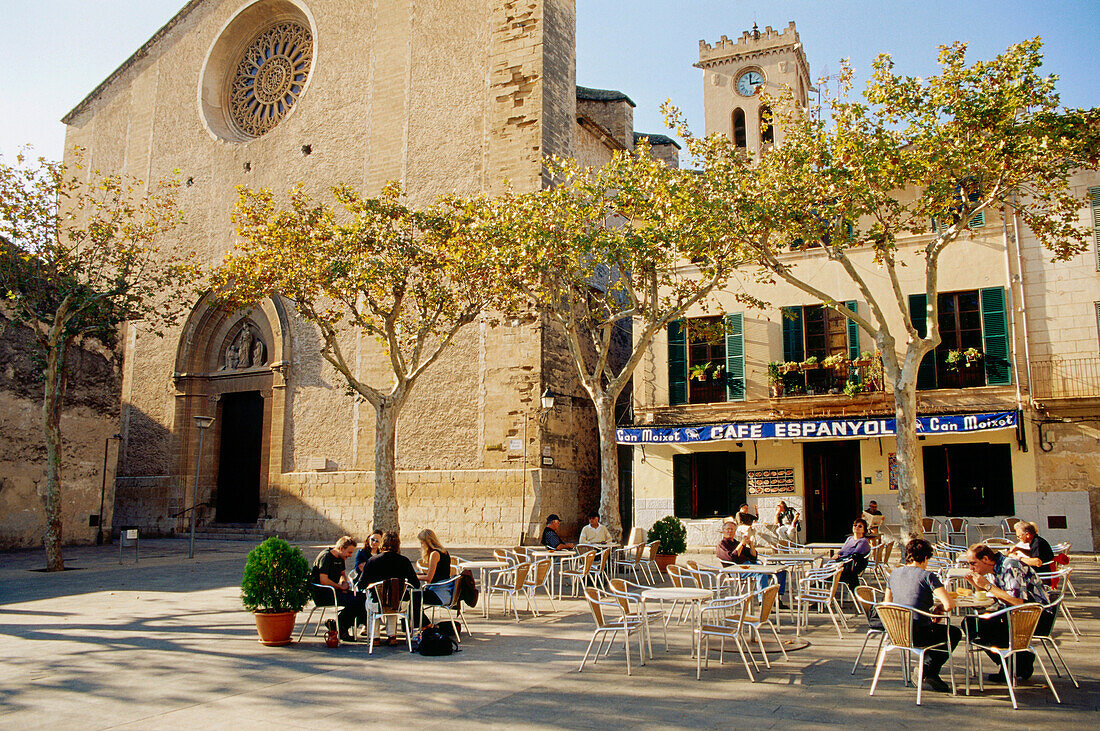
172;294;291;529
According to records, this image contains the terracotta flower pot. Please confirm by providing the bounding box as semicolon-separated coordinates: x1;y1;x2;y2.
253;610;297;646
654;553;678;573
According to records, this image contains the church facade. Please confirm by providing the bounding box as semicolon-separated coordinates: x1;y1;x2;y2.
58;0;680;546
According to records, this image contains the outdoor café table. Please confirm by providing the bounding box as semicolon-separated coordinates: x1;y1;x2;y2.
937;592;997;694
805;542;846;556
641;586;713;656
577;542;621;577
527;547;576;597
719;563;791;626
458;559;506;618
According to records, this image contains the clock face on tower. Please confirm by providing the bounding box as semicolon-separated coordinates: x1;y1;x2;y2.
737;70;764;96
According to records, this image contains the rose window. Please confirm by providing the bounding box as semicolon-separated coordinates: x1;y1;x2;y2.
228;22;313;138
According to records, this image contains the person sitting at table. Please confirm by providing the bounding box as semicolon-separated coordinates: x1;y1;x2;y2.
884;538;960;693
541;514;575;550
351;529;383;589
359;531;422;641
864;500;882;516
1008;521;1055;574
416;528;454;615
737;503;757;522
830;518;872;595
717;515;787;607
774;500;800;542
963;543;1051;682
310;536;369;642
579;511;612;544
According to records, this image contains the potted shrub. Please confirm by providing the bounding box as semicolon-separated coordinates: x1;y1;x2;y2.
241;536;312;646
767;361;784;397
647;516;687;573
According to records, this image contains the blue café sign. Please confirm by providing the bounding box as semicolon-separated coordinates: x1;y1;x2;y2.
616;411;1017;444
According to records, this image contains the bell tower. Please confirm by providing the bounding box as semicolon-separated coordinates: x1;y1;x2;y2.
696;21;811;154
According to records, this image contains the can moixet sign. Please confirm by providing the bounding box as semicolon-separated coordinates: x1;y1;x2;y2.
616;411;1017;444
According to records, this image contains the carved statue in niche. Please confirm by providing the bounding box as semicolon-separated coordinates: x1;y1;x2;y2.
220;320;268;370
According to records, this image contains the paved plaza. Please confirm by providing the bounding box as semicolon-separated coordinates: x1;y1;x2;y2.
0;539;1097;729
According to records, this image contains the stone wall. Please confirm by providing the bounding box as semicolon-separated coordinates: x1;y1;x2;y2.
1033;420;1100;550
0;318;122;548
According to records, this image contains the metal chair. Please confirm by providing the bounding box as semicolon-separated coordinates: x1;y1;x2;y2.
608;578;667;655
614;542;651;584
363;578;414;653
1036;567;1081;640
1000;517;1022;540
423;575;471;642
559;550;597;599
921;517;943;544
967;603;1060;709
488;561;536;620
1031;594;1078;688
870;603;957;705
578;586;646;676
795;563;849;638
640;541;663;583
943;517;968;545
296;583;346;643
695;592;757;681
851;585;886;675
528;557;558;613
742;584;788;668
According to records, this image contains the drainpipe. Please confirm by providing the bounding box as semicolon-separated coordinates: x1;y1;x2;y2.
1008;194;1035;406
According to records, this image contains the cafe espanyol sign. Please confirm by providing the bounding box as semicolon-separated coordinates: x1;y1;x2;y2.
616;411;1017;444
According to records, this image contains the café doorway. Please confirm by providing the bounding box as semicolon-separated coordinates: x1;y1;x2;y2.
802;440;863;542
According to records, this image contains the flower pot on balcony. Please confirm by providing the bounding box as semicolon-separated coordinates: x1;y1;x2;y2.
769;383;784;398
801;363;820;371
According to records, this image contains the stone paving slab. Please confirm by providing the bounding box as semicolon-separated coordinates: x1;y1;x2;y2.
0;538;1097;729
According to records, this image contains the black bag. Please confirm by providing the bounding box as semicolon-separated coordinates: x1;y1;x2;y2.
433;620;462;640
417;626;458;656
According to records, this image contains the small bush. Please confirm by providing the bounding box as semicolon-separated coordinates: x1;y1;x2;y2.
647;516;688;555
241;537;311;613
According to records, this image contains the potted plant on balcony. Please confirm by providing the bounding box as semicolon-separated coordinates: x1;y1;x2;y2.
851;350;874;368
647;516;687;573
945;349;964;372
711;363;726;380
689;362;711;382
843;378;865;398
781;361;800;373
241;536;312;646
801;355;820;371
964;347;983;366
767;361;785;397
822;354;846;370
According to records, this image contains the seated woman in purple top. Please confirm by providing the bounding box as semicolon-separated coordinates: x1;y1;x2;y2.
832;518;872;593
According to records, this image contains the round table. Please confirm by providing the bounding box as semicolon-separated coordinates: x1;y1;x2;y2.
458;559;506;618
641;587;714;655
939;592;997;694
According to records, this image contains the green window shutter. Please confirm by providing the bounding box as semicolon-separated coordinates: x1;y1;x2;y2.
1090;187;1100;271
845;301;859;360
672;454;692;518
668;320;687;406
781;306;804;363
969;210;985;228
909;293;936;390
981;286;1012;385
725;313;745;401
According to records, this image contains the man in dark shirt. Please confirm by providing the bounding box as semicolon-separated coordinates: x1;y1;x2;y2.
541;514;575;550
310;536;368;641
358;532;424;635
1009;521;1055;573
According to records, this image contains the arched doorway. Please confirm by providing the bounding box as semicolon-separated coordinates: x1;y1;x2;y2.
172;294;291;529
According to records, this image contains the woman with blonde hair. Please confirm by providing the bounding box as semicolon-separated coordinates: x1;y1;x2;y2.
416;528;453;624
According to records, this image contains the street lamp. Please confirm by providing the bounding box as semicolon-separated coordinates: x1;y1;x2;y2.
520;388;556;544
189;414;215;559
96;433;122;545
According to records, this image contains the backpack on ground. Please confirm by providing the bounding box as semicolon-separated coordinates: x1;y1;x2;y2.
417;625;458;656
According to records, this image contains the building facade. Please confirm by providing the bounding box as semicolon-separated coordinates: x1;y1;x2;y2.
626;23;1100;550
58;0;677;546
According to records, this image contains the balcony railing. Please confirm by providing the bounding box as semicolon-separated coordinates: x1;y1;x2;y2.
774;362;882;398
1031;357;1100;400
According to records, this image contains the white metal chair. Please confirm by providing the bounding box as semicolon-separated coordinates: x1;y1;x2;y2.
741;584;788;668
296;583;346;643
422;575;471;642
1000;517;1022;540
577;586;646;676
795;563;849;638
1049;543;1077;597
559;550;597;598
640;541;663;583
488;561;536;620
966;603;1060;709
943;517;968;545
869;603;957;706
851;585;886;675
614;543;651;584
527;557;557;613
1036;566;1081;640
694;592;757;681
364;578;414;653
1031;594;1078;688
608;577;667;655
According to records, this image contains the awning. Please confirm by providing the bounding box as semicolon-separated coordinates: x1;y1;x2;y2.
616;411;1017;445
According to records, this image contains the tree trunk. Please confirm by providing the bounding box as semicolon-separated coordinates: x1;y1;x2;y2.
42;341;69;572
593;395;622;540
372;396;402;533
890;368;926;543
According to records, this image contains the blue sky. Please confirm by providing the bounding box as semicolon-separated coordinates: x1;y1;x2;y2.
2;0;1097;162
